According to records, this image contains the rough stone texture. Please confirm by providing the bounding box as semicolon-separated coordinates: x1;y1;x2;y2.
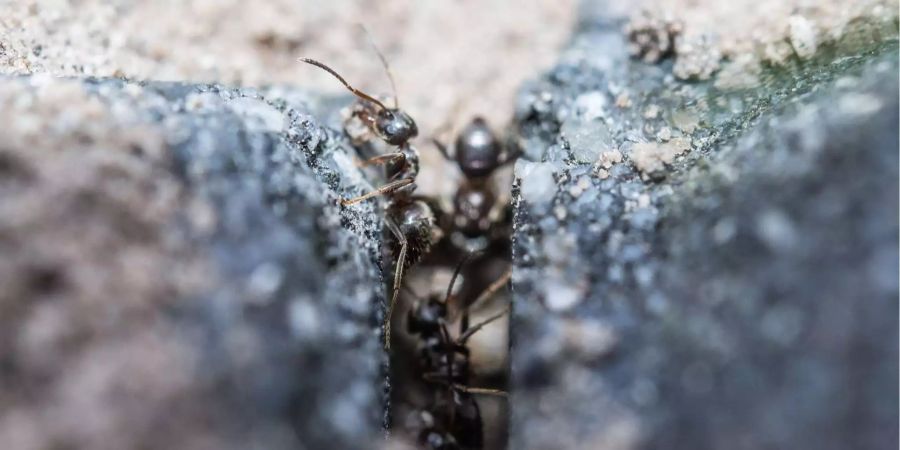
0;75;385;450
619;0;899;82
510;6;898;450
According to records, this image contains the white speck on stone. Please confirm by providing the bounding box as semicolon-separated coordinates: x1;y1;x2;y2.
594;149;623;171
543;277;583;312
568;175;592;197
756;209;797;251
289;296;322;340
673;33;721;80
246;262;284;303
637;194;651;208
562;118;613;164
643;104;660;119
656;126;672;141
629;138;691;175
789;15;818;59
839;92;883;116
517;161;557;208
834;76;859;89
712;217;737;244
763;40;795;66
563;319;619;361
714;54;762;90
573;90;608;120
553;205;568;220
615;92;632;108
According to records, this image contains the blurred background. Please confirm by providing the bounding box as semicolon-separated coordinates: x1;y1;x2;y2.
1;0;575;198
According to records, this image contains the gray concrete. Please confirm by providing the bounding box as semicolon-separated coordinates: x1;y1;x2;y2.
0;77;385;449
509;8;898;450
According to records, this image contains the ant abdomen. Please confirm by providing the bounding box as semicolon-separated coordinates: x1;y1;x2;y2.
389;200;441;270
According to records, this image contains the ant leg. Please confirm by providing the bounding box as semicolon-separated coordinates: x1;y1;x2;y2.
444;251;481;305
457;305;510;345
430;95;467;161
357;152;405;168
446;251;482;333
465;267;512;315
453;384;508;397
432;138;452;161
498;146;524;167
435;320;459;426
384;218;408;350
342;178;414;206
456;266;512;333
420;374;508;397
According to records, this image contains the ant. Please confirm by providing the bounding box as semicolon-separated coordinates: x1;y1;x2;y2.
427;115;518;336
299;34;438;350
405;255;510;449
432;116;520;255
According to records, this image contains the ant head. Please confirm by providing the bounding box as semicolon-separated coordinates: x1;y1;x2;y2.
375;108;418;146
298;58;417;145
455;117;501;178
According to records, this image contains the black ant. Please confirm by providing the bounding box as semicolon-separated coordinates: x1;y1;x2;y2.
405;255;510;449
299;35;438;350
432;117;520;255
427;115;518;337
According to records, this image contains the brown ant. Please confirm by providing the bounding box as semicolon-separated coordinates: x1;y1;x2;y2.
405;255;510;449
299;35;438;350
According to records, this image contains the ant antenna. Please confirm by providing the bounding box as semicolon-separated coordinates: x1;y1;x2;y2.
298;57;389;111
358;25;400;109
444;251;481;305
